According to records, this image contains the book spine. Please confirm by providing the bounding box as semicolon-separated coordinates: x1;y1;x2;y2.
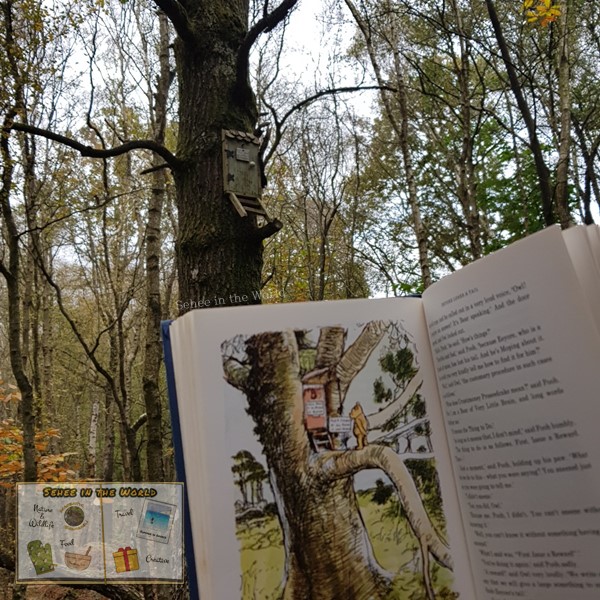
161;320;200;600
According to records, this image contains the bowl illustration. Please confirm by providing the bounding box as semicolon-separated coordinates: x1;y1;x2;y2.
65;547;92;570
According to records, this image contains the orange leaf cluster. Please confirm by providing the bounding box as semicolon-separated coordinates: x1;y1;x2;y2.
523;0;561;27
0;419;77;487
0;372;22;403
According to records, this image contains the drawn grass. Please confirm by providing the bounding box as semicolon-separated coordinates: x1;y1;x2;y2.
236;492;456;599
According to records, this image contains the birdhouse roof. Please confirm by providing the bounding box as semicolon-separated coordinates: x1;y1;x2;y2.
301;367;330;384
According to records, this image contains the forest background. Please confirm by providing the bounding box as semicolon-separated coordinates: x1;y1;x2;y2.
0;0;597;597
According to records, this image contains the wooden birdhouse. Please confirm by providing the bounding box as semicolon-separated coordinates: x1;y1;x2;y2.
302;367;333;452
222;129;272;222
302;384;327;431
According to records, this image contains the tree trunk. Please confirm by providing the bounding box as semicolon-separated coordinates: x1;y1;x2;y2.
484;0;556;226
344;0;432;289
41;272;54;445
173;5;263;309
554;0;572;228
103;385;116;481
142;10;170;482
0;110;36;482
87;393;100;478
450;0;483;258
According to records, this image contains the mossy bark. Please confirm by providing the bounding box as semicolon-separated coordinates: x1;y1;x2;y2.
173;3;262;309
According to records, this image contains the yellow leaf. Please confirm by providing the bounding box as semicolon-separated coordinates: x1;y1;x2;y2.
524;0;560;26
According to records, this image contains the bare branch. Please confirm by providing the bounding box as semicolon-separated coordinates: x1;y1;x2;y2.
20;190;147;238
236;0;300;94
336;320;388;400
264;86;395;165
152;1;196;46
10;122;184;170
140;162;170;175
132;413;149;432
250;218;283;241
367;373;423;431
223;357;251;391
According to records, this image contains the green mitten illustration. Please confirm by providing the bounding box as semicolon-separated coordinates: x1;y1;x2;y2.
27;540;54;575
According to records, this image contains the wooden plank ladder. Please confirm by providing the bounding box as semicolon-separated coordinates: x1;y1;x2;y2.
227;191;270;220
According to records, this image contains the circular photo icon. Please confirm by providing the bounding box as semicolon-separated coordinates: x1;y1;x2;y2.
64;505;85;527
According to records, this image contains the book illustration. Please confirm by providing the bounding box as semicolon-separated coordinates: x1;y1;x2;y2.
222;320;456;599
64;546;92;571
62;503;87;530
136;499;176;544
27;540;55;575
113;546;139;573
349;402;369;449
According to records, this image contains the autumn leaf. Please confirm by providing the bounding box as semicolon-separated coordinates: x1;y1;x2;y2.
0;422;78;483
523;0;560;26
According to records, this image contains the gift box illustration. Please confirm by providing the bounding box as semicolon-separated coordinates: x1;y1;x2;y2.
112;546;139;573
27;540;54;575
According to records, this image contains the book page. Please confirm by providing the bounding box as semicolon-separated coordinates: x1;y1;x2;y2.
562;226;600;333
584;225;600;274
422;226;600;600
169;298;476;600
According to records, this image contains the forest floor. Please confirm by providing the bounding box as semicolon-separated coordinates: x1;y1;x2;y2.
0;569;109;600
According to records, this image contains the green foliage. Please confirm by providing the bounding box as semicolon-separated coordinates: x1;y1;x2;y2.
371;478;394;505
235;493;455;599
373;331;418;407
405;459;444;523
411;395;426;420
379;347;418;387
373;377;393;404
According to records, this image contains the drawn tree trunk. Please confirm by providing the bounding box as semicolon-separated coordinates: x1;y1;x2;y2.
223;323;451;599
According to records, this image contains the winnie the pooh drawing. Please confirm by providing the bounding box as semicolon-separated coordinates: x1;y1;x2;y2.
349;402;369;450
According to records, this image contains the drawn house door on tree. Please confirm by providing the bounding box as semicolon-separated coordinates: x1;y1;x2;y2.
302;368;333;452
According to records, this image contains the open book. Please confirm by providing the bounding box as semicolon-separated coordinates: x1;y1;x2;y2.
165;225;600;600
